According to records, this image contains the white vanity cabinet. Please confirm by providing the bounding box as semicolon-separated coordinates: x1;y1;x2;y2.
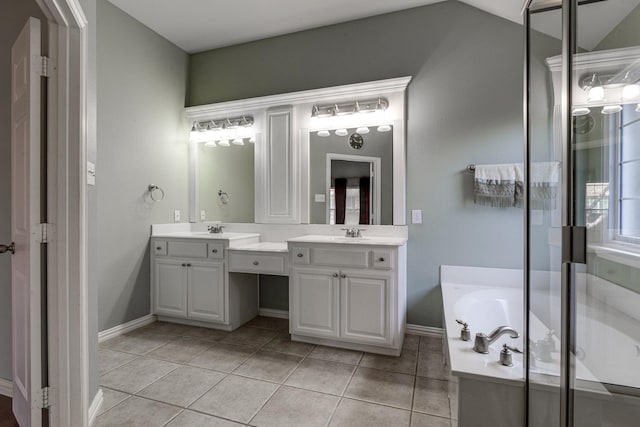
151;235;259;330
288;239;407;356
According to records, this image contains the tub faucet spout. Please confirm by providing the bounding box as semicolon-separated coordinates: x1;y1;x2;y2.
473;326;519;354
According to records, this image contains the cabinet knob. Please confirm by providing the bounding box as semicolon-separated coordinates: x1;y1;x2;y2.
340;273;346;278
297;253;303;258
181;263;186;267
332;273;339;278
212;249;218;253
378;257;385;262
253;261;259;266
156;246;162;251
187;263;192;267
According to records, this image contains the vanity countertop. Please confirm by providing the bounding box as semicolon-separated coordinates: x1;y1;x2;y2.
227;242;289;253
151;231;261;241
287;234;407;246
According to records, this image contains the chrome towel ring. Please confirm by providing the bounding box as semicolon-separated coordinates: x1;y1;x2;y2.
148;184;165;201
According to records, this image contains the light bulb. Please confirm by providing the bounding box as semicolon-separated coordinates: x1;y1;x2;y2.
636;104;640;113
205;140;216;147
189;124;199;142
572;107;590;116
377;124;392;132
601;105;622;115
232;138;244;146
218;140;230;147
587;86;604;102
356;127;370;134
335;129;348;137
622;83;640;100
317;130;330;137
249;135;256;143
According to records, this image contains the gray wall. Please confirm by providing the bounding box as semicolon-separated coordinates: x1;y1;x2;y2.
309;128;393;224
95;0;190;331
0;0;48;382
595;3;640;51
188;0;526;327
197;143;254;223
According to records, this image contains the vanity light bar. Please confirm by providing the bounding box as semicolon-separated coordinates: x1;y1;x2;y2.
194;115;254;131
311;98;388;118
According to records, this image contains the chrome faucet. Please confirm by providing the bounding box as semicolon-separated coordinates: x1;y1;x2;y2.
341;227;363;238
208;224;224;234
473;326;519;354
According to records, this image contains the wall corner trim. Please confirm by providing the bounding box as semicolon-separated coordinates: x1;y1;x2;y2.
405;324;444;337
88;388;103;426
98;314;156;343
257;308;289;319
0;378;12;398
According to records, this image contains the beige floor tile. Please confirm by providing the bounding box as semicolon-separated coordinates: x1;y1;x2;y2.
99;357;179;393
413;377;450;418
344;367;415;410
190;375;278;423
95;396;180;427
138;366;225;407
263;334;315;356
101;330;176;355
417;351;449;381
403;334;420;351
308;345;363;365
141;321;195;336
188;343;256;373
98;388;130;416
99;349;137;376
410;412;451;427
419;336;444;354
328;398;410;427
181;326;230;342
285;358;355;395
146;336;214;364
220;326;279;348
251;386;339;427
165;410;243;426
360;349;418;375
245;316;289;331
233;350;303;383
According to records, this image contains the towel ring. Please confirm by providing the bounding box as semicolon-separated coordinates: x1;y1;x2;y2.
148;184;165;201
218;190;229;205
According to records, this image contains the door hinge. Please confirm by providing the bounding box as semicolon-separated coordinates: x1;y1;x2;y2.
561;225;587;264
38;223;51;244
40;56;51;78
39;386;52;409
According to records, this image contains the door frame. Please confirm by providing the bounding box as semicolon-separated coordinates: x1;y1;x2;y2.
34;0;89;426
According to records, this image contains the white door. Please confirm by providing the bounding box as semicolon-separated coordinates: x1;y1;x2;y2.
340;270;393;346
187;261;225;322
11;17;43;427
290;268;340;338
154;259;188;318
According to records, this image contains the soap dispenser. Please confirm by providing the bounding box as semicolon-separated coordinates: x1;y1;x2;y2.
537;330;555;363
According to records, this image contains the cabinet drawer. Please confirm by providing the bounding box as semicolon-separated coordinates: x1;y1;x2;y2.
228;252;287;275
291;247;310;265
208;242;224;259
312;247;369;269
372;250;393;270
167;241;208;259
153;240;167;256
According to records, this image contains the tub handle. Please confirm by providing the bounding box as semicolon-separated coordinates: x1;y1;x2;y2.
500;344;522;367
456;319;470;341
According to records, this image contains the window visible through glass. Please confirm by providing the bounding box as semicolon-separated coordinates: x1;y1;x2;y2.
617;104;640;243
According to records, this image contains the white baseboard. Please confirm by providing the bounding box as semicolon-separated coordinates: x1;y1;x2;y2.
0;378;12;397
258;308;289;319
98;314;156;343
406;324;444;337
88;388;103;426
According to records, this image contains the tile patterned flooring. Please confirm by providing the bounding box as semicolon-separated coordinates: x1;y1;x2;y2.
97;317;458;427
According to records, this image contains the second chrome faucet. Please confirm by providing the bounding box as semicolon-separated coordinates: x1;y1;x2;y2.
473;325;519;354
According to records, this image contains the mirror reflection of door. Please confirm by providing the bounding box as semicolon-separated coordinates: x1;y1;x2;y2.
327;155;381;225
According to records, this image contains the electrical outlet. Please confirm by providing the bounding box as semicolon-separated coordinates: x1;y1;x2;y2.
200;210;206;221
174;210;181;222
411;209;422;224
315;194;326;203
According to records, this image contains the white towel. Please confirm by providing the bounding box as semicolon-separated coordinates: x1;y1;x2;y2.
474;163;518;207
475;163;517;182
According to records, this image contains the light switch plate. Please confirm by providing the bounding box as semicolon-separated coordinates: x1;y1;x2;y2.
87;161;96;186
411;209;422;224
200;210;206;221
174;210;181;222
315;194;326;203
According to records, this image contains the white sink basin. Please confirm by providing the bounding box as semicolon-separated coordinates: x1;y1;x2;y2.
287;234;407;246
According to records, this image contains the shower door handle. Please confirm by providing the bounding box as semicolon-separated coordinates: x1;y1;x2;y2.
0;242;15;255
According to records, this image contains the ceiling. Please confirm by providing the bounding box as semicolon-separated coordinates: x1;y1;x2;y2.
107;0;637;53
106;0;528;53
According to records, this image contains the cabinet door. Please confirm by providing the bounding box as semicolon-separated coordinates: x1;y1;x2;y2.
290;268;339;339
188;261;225;323
155;259;188;318
340;269;394;346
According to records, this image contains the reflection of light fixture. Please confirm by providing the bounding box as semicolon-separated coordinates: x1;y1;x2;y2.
249;136;256;143
317;130;330;137
311;98;388;118
602;105;622;115
190;115;254;145
587;86;605;102
205;140;216;147
637;104;640;113
356;127;370;134
232;138;244;146
218;140;230;147
377;124;392;132
622;83;640;100
335;129;348;137
572;107;590;116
